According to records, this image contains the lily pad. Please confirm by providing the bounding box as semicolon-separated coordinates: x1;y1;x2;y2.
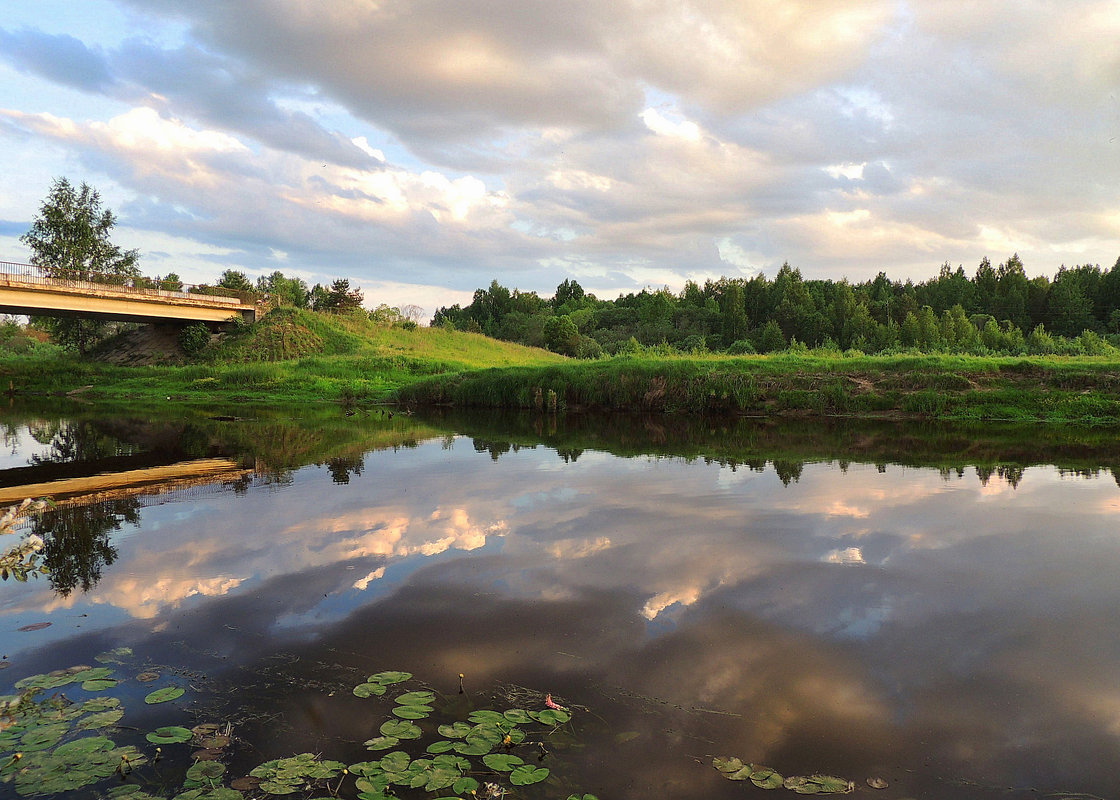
94;647;133;664
147;726;194;744
353;682;386;698
467;710;505;725
20;723;69;751
391;704;432;719
454;776;480;794
145;686;185;704
425;740;456;754
82;678;119;691
364;736;399;751
368;671;411;685
379;720;421;740
437;722;472;739
510;764;550;786
186;761;227;782
77;709;125;730
482;753;524;771
502;709;534;724
750;766;785;789
531;708;571;725
394;690;435;705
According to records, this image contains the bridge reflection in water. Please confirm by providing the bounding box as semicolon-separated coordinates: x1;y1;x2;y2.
0;456;256;508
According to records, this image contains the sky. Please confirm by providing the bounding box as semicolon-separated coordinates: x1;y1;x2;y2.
1;0;1118;316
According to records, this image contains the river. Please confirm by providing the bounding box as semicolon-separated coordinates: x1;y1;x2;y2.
0;404;1118;799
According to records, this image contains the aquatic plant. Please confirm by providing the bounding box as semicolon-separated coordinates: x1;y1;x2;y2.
713;756;853;794
0;499;50;582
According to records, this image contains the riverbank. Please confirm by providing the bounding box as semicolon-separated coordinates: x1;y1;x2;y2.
395;353;1120;424
2;307;1120;423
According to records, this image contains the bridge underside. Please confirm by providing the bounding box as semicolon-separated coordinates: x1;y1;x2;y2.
0;284;256;325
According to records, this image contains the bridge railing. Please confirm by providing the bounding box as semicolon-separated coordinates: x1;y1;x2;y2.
0;260;258;306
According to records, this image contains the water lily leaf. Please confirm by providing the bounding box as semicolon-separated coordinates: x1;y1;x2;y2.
77;708;125;730
81;697;121;713
136;670;161;682
750;766;784;789
348;761;384;777
454;776;480;794
482;753;524;771
379;751;411;772
147;726;194;744
467;710;505;725
368;671;411;685
713;756;748;775
866;777;889;789
73;667;113;682
364;736;400;751
94;647;133;664
468;723;504;744
20;723;68;750
437;722;472;739
259;779;300;794
510;765;549;786
426;740;456;754
531;708;571;725
502;709;533;724
391;704;432;719
785;776;818;793
145;686;185;704
353;682;385;698
805;775;853;793
452;739;492;756
187;761;227;781
82;678;119;691
173;790;242;800
54;735;113;757
379;720;421;740
395;690;435;705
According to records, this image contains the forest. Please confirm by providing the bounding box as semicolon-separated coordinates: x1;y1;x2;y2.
431;255;1120;358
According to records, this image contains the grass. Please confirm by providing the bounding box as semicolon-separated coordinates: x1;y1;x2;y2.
395;351;1120;424
0;308;564;405
3;310;1120;425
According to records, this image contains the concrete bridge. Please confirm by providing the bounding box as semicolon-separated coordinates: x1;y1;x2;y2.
0;261;262;325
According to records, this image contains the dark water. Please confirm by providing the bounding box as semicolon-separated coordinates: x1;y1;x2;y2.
2;406;1120;799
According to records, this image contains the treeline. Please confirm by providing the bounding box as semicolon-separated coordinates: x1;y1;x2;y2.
432;255;1120;357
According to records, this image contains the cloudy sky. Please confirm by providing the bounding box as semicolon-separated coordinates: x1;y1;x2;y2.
1;1;1118;314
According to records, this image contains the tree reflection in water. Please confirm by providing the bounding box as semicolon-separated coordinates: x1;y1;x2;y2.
31;499;137;596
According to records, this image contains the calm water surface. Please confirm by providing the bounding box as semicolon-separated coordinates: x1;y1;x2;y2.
1;408;1119;799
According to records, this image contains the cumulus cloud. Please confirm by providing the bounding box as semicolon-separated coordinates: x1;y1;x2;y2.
2;0;1119;299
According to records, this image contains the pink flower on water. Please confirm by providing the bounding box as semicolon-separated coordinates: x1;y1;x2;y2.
545;693;567;711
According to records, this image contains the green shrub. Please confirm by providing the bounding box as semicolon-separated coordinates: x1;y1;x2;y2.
727;339;756;355
179;323;212;357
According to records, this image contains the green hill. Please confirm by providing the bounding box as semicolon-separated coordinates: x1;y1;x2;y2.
0;307;566;404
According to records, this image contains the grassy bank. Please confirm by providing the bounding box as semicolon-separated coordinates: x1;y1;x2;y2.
395;352;1120;424
0;308;564;405
3;308;1120;424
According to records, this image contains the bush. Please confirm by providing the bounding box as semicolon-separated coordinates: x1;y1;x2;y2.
726;339;756;355
179;323;212;357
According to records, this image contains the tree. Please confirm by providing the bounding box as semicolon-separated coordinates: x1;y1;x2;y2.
328;279;364;312
256;271;309;307
217;269;254;293
21;178;140;353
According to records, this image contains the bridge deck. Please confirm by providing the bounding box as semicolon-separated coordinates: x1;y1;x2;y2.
0;261;261;324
